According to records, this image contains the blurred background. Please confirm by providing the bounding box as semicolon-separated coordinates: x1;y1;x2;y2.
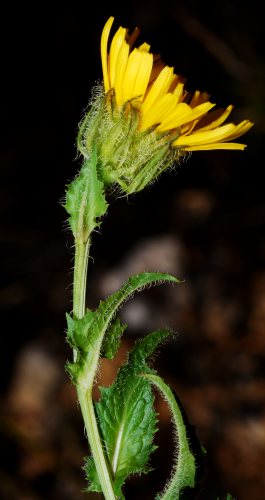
1;0;264;498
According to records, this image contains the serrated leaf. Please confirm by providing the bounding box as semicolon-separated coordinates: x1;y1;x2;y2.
79;272;179;354
101;318;127;359
142;374;196;500
67;272;180;388
130;328;173;366
64;145;108;239
97;272;180;330
96;376;156;500
84;456;102;493
86;329;171;498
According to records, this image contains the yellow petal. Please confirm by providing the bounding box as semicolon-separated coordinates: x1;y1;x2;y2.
141;66;175;115
168;74;180;93
140;93;178;130
174;123;237;146
101;17;114;92
183;142;247;151
157;102;215;132
181;119;200;135
133;52;153;105
109;27;127;88
225;120;254;140
156;103;191;131
147;59;165;86
173;82;184;103
114;41;130;105
189;90;211;108
195;105;234;132
138;42;151;52
122;49;143;102
122;49;153;103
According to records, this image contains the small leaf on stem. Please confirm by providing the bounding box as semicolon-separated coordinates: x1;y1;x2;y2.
64;145;108;241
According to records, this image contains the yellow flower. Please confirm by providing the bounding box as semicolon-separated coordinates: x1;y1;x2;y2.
77;17;254;195
101;16;253;152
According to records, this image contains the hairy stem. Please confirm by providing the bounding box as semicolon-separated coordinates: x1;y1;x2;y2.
78;387;116;500
73;238;90;320
73;237;116;498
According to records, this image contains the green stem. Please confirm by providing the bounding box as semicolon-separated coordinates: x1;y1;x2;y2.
73;239;90;319
78;387;116;500
73;238;116;499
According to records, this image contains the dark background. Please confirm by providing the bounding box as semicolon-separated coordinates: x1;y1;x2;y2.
1;1;264;499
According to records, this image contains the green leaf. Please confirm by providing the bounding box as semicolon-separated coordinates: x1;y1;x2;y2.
141;374;196;500
64;146;108;240
96;272;180;330
67;272;180;388
88;271;179;358
84;457;102;493
66;310;95;351
66;309;97;383
86;329;171;498
130;328;173;366
101;318;127;359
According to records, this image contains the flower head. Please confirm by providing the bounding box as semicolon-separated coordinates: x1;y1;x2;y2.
77;17;253;194
101;16;253;151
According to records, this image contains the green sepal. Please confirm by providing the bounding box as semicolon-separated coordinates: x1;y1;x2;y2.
77;86;106;157
64;145;108;240
101;318;127;359
120;144;172;194
141;374;197;500
85;329;171;498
